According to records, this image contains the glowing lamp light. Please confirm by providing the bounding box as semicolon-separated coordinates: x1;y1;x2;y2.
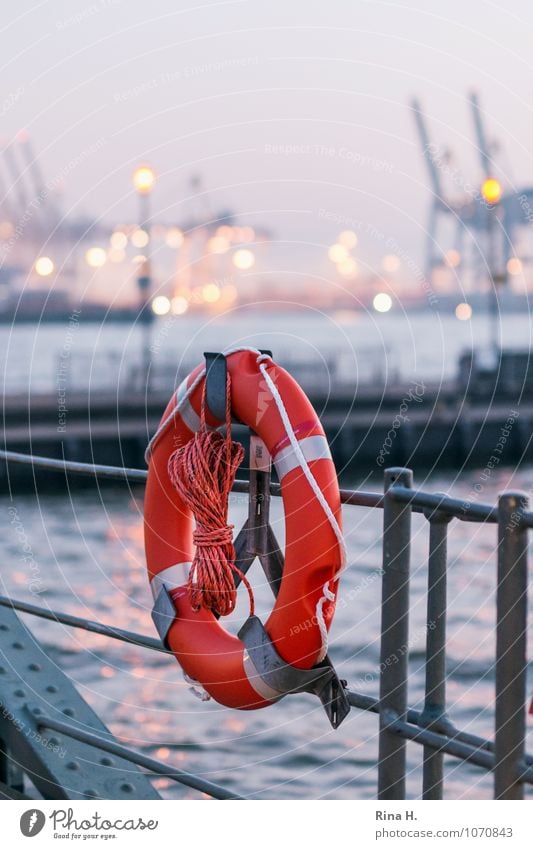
373;292;392;313
207;236;230;254
445;249;461;268
233;248;255;270
337;257;358;278
110;231;128;249
85;247;107;268
506;257;523;276
132;165;156;195
131;228;149;248
328;243;348;263
171;295;189;315
382;254;401;273
338;230;358;249
0;220;14;239
35;256;54;277
241;226;255;242
455;302;472;321
166;227;184;249
109;248;125;263
481;177;502;205
202;283;221;303
152;295;171;315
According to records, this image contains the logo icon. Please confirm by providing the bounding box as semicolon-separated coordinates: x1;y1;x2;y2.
20;809;45;837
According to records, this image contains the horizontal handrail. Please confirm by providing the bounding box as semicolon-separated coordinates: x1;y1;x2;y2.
0;448;512;522
347;691;533;773
38;716;242;800
2;447;532;800
390;485;498;523
0;596;170;654
3;591;531;784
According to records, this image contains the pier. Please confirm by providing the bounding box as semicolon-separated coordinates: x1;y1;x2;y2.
1;376;529;487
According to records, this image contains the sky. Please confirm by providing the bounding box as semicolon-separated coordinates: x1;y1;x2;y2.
3;0;533;280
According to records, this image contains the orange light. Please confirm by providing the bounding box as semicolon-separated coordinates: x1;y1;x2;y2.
506;257;523;276
481;177;502;205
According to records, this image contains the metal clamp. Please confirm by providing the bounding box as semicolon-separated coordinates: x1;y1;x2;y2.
151;586;176;647
238;615;350;729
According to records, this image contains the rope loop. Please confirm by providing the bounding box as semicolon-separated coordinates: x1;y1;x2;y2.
167;370;255;617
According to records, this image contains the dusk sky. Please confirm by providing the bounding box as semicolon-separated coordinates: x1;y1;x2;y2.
3;0;533;277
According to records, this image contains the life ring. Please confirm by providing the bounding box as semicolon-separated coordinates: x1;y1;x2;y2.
144;348;345;710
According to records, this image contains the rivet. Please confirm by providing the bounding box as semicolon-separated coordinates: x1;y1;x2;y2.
46;685;58;694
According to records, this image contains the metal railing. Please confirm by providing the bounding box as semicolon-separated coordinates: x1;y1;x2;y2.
0;447;531;801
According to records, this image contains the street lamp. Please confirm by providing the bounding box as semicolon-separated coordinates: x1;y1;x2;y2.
481;176;503;357
132;164;156;388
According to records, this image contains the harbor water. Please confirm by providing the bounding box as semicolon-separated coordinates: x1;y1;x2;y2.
1;311;532;799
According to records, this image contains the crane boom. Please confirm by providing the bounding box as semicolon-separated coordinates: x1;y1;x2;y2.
469;91;492;177
410;98;444;199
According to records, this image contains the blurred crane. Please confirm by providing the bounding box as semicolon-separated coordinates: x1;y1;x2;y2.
411;93;533;282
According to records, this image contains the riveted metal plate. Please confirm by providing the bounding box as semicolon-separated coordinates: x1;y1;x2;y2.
0;604;161;800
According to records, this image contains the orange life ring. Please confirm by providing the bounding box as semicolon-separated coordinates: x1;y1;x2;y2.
144;348;344;710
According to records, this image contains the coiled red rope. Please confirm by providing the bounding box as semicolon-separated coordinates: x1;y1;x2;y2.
167;373;255;617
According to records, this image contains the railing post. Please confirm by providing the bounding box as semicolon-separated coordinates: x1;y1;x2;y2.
495;491;529;800
378;467;413;800
420;502;452;800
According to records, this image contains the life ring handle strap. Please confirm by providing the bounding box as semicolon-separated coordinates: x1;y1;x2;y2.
203;350;272;423
238;615;351;729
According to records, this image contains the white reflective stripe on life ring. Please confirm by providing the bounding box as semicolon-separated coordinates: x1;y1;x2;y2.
272;435;332;483
242;649;283;704
150;562;192;600
175;378;201;433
